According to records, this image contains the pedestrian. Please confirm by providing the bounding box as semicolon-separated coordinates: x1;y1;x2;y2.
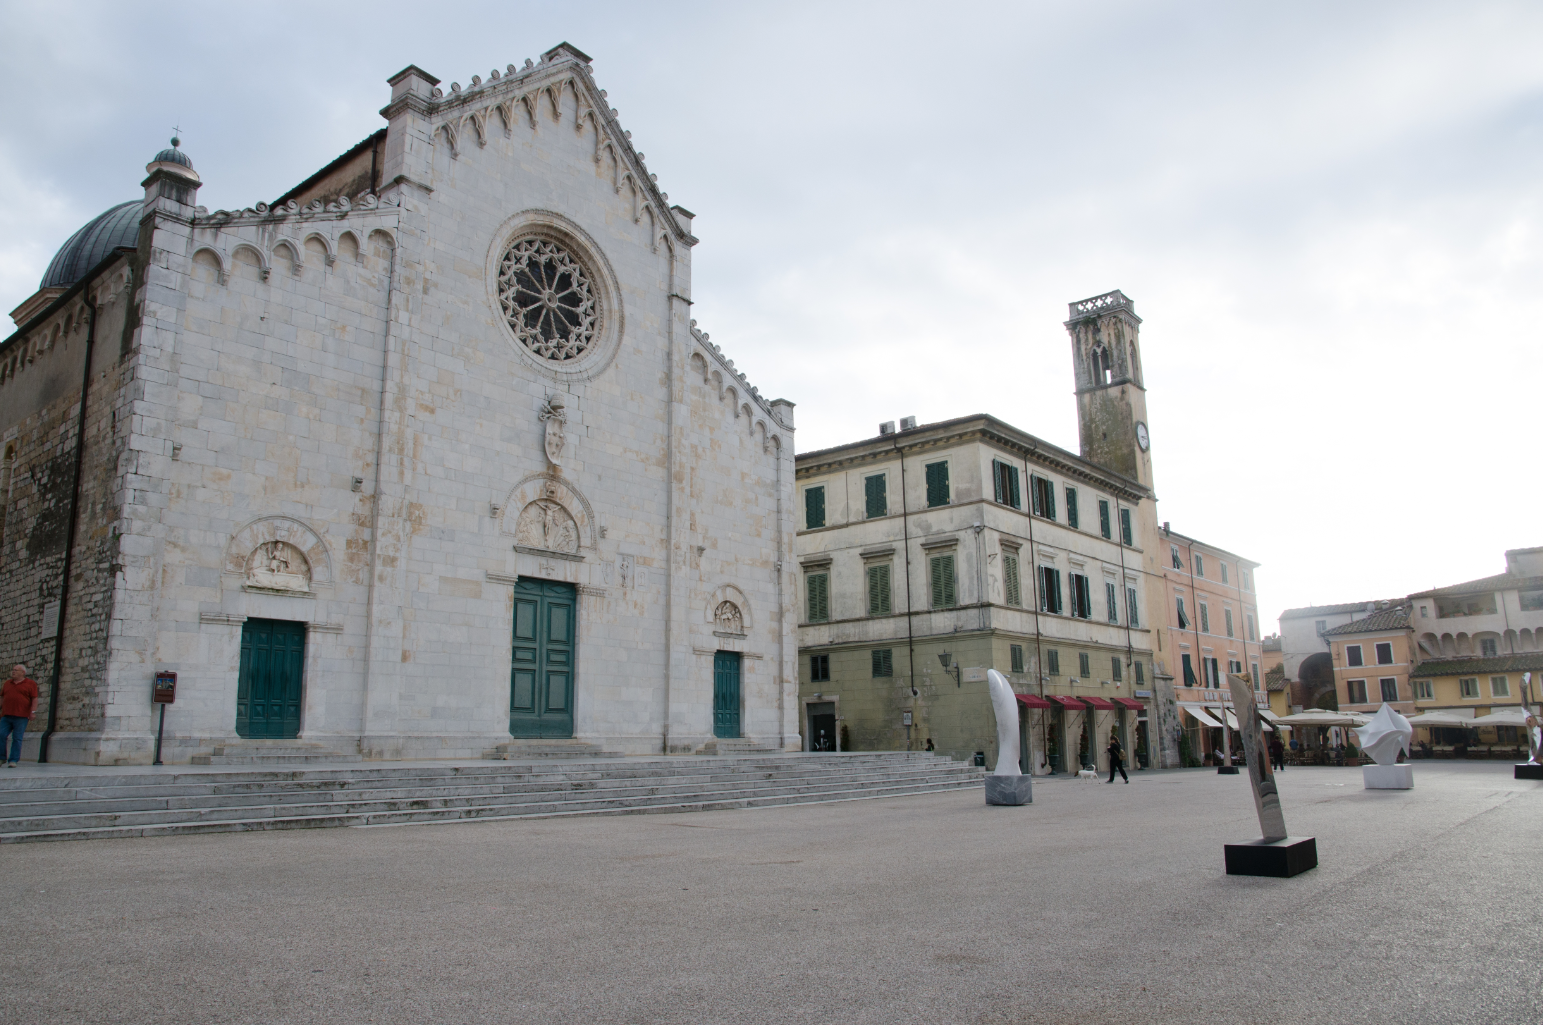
1;664;39;767
1269;734;1285;772
924;737;935;752
1106;732;1129;784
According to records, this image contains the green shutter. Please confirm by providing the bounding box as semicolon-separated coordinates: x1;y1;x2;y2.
807;572;829;622
1120;508;1133;546
865;474;887;518
1079;652;1090;677
1099;500;1111;539
1011;644;1025;673
1106;581;1118;622
867;563;891;616
1111;657;1122;681
805;486;825;529
1127;587;1140;628
992;461;1003;503
1047;649;1060;675
872;648;893;677
1004;554;1021;606
1065;487;1078;529
926;462;950;507
1225;609;1234;638
931;554;955;608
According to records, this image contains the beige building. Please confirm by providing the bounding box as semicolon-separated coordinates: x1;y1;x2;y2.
1321;605;1417;716
794;289;1188;774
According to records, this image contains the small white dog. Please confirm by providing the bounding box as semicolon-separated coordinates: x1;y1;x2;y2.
1076;765;1099;782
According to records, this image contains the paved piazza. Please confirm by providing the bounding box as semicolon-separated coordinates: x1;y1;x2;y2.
4;761;1538;1024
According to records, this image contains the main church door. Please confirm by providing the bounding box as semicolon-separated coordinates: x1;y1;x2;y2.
510;579;576;738
236;618;306;738
713;651;742;739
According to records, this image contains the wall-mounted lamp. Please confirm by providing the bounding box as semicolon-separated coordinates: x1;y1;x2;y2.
938;650;962;687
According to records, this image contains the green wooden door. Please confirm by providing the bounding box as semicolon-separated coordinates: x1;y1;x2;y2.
236;618;306;739
713;651;741;739
510;578;576;738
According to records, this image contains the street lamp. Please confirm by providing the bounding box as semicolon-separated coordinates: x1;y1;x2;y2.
938;650;961;687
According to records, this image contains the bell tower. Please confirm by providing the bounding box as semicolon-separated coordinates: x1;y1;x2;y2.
1065;289;1152;489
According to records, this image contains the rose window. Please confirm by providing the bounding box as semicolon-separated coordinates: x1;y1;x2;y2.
497;238;599;362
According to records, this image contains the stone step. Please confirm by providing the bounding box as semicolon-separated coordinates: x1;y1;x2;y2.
0;763;981;818
0;774;982;844
482;739;621;760
0;764;980;826
189;741;363;765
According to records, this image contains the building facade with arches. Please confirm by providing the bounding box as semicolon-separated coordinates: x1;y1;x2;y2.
0;43;799;764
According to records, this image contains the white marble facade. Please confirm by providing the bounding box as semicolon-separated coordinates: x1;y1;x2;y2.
54;43;798;762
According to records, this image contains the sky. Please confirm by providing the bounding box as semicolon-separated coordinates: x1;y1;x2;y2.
2;0;1540;631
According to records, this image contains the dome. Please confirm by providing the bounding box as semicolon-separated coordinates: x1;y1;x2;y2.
40;201;140;290
152;139;194;170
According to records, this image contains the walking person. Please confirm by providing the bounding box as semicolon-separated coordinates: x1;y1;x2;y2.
1;664;39;767
1269;735;1285;772
1106;732;1129;784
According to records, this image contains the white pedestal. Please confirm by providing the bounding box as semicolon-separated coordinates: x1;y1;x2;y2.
1363;763;1414;789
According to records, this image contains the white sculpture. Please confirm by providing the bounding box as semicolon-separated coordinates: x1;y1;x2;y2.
1354;702;1414;789
983;669;1032;805
1354;703;1413;765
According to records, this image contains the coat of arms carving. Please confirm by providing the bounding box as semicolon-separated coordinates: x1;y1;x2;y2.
539;395;567;467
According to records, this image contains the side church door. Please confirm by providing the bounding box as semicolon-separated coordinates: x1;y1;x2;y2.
510;578;576;738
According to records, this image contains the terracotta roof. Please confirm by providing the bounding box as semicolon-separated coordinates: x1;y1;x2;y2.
1410;653;1543;678
1409;573;1543;598
1280;600;1402;619
1264;665;1287;692
1321;607;1411;636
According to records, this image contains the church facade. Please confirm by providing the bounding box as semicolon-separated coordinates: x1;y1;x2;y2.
0;43;799;764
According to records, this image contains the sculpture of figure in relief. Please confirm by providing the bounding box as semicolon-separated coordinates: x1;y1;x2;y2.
246;541;311;591
715;600;743;634
515;498;578;554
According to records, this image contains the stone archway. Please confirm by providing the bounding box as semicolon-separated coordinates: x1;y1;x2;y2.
1299;652;1337;710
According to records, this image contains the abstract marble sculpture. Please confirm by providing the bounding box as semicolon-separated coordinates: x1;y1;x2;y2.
1354;703;1414;789
1222;673;1316;876
983;670;1032;805
1518;672;1543;779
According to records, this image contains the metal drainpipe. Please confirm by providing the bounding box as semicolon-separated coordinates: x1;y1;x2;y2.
39;282;100;762
1021;445;1049;771
360;236;399;748
892;438;917;740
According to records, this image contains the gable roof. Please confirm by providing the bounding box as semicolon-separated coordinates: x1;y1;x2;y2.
1264;665;1287;691
1410;653;1543;678
419;45;694;250
1409;572;1543;598
1280;600;1403;619
1321;606;1411;636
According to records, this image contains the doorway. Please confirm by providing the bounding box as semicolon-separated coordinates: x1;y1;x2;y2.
807;701;835;752
713;651;742;739
510;578;576;738
236;618;306;739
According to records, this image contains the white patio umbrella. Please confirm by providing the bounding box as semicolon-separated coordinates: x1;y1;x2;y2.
1277;710;1368;727
1471;708;1530;726
1403;711;1478;727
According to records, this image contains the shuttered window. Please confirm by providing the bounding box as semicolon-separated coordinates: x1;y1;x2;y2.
1381;678;1399;702
1127;587;1140;628
925;461;950;507
1069;574;1093;619
1105;581;1119;623
810;653;830;682
805;486;826;529
806;572;830;623
1414;679;1433;700
1099;499;1111;539
1346;645;1363;667
1246;613;1256;640
1065;487;1079;529
1251;663;1260;688
993;460;1021;509
1111;657;1122;681
1031;476;1056;519
1047;649;1061;675
1347;679;1368;703
1199;602;1210;633
1224;609;1234;638
1039;567;1063;614
1220;562;1229;584
1182;654;1197;686
1176;597;1189;630
1134;661;1144;685
865;474;887;519
1003;553;1022;607
1205;657;1220;687
1010;644;1025;673
872;649;893;678
1171;545;1182;570
867;563;892;616
1078;652;1090;678
1194;554;1205;578
930;554;956;608
1375;642;1393;665
1120;508;1133;546
1460;678;1479;698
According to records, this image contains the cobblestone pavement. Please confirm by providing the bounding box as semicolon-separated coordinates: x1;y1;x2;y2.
3;761;1538;1024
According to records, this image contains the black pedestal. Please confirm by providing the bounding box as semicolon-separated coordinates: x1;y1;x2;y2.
1515;763;1543;781
1216;765;1240;774
1224;836;1317;877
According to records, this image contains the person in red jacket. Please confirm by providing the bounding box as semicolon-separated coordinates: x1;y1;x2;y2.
1;664;39;767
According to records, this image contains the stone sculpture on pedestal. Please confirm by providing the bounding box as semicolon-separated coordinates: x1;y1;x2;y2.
1518;672;1543;780
1222;673;1317;877
1354;703;1414;789
983;669;1032;806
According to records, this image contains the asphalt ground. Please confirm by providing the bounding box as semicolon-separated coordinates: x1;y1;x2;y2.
3;760;1538;1025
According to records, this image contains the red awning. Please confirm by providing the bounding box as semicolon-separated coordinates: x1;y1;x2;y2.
1112;698;1144;710
1047;695;1085;710
1016;694;1055;709
1082;697;1119;710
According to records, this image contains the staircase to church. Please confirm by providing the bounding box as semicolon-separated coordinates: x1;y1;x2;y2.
0;753;982;844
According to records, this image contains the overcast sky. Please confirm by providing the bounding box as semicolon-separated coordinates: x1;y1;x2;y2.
3;1;1539;630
